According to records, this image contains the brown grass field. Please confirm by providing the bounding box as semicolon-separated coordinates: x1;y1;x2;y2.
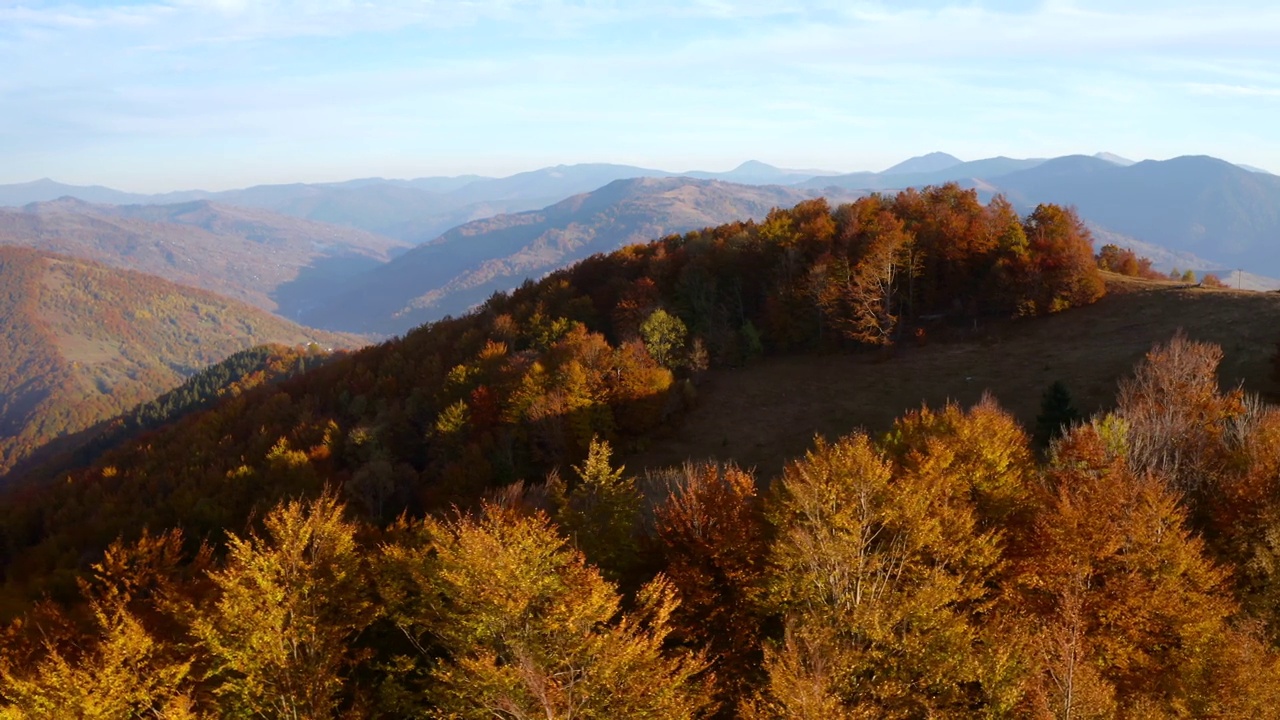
627;273;1280;481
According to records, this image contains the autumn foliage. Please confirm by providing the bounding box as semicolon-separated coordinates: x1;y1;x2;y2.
1095;243;1162;279
4;332;1280;716
0;185;1107;607
12;186;1233;717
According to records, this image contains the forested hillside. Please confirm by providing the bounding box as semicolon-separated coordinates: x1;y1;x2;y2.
16;344;340;483
0;184;1099;597
6;337;1280;717
0;247;358;476
17;185;1276;717
632;271;1280;479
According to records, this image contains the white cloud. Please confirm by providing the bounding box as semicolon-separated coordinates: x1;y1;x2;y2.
1185;82;1280;98
3;0;1280;188
4;1;1279;55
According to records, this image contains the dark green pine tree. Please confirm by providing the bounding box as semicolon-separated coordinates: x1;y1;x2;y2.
1035;380;1082;447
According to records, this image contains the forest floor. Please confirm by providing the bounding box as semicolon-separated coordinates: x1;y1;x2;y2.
627;273;1280;482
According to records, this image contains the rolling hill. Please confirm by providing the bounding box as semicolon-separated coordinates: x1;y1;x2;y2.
303;176;864;334
0;186;1104;606
0;198;409;317
0;246;359;476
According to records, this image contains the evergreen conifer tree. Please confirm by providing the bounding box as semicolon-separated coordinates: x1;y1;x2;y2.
1035;380;1082;446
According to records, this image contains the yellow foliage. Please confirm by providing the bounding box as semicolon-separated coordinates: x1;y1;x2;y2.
0;598;197;720
191;493;373;720
380;502;713;719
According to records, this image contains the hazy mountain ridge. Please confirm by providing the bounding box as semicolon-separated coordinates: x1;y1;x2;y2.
6;151;1280;323
881;151;964;175
684;159;843;184
1095;152;1136;166
993;155;1280;275
798;155;1047;191
0;198;409;316
305;176;864;334
0;246;359;475
0;163;843;245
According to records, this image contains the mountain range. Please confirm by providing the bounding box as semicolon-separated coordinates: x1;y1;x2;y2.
0;162;839;245
306;177;864;334
991;155;1280;274
3;151;1280;337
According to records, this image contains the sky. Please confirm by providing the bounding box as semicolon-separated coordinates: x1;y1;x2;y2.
1;0;1278;192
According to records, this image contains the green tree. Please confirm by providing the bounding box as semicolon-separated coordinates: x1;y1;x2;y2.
551;436;642;582
641;309;688;369
1034;380;1082;447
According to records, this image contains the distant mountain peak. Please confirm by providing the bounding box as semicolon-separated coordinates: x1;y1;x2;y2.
881;152;964;176
23;196;94;212
1094;152;1136;166
734;160;781;172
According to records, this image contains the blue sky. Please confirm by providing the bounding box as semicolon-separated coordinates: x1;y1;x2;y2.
2;0;1277;191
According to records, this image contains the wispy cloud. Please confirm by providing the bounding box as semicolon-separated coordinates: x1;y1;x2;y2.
2;0;1278;189
1185;82;1280;98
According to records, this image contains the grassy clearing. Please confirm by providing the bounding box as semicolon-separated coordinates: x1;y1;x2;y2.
628;274;1280;480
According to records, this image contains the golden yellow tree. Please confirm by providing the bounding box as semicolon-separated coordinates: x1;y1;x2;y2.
191;493;374;720
0;597;199;720
0;532;202;720
380;501;713;719
752;430;1004;718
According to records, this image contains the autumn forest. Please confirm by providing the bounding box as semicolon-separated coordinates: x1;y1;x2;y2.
3;184;1278;718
